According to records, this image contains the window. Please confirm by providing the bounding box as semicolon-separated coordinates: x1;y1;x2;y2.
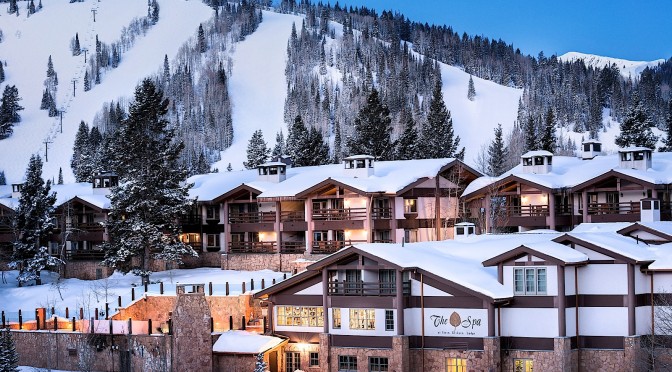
276;306;324;327
583;143;591;152
385;310;394;331
514;268;547;295
309;352;319;367
534;156;544;165
356;159;366;168
593;143;601;152
345;269;362;294
447;358;466;372
206;205;219;220
634;151;645;161
522;157;533;166
206;234;220;248
379;270;395;294
349;309;375;330
404;199;417;213
404;229;417;243
369;357;388;371
338;355;357;372
514;359;533;372
621;152;632;161
286;352;300;372
332;308;341;329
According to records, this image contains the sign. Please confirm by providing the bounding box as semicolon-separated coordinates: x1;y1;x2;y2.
411;308;488;337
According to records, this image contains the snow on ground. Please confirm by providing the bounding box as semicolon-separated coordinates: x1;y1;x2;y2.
212;11;303;172
0;0;213;184
0;268;286;322
559;51;665;79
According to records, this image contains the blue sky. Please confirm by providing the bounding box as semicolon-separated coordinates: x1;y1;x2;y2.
324;0;672;61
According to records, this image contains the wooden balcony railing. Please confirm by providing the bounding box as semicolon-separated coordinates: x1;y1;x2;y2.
228;211;276;224
498;205;549;217
312;208;367;221
327;280;411;296
179;215;202;225
371;207;392;219
280;210;305;222
280;241;306;254
587;202;640;215
63;250;106;261
312;240;365;254
228;241;276;254
66;222;105;232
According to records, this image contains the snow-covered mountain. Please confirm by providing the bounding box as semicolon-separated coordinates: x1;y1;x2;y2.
559;51;664;78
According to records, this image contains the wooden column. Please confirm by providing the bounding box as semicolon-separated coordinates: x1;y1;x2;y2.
223;201;230;253
322;269;329;333
275;201;282;252
306;198;313;254
548;192;556;230
558;266;566;337
581;191;588;223
628;263;636;335
396;269;404;335
435;176;441;241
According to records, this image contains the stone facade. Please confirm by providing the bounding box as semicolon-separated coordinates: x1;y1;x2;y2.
171;286;212;371
502;337;577;372
221;252;319;272
61;261;114;280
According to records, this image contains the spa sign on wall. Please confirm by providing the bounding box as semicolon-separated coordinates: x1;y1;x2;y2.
426;309;487;337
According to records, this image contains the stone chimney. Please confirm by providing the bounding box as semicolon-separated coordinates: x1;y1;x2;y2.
172;284;212;371
343;155;375;178
618;147;652;171
581;140;602;160
640;198;661;223
521;151;553;174
257;162;287;183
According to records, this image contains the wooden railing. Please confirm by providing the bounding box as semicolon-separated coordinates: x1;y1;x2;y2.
371;207;392;219
179;215;202;225
327;280;411;296
228;211;276;224
228;241;276;253
498;205;549;217
587;202;640;215
66;222;105;232
312;240;365;254
279;241;306;254
280;210;305;222
64;250;106;261
312;208;367;221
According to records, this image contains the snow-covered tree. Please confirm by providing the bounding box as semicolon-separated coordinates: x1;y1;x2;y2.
421;80;464;159
395;112;420;160
197;23;207;53
0;85;24;139
10;154;60;286
615;95;658;149
0;62;4;83
244;129;270;169
659;100;672;152
0;170;5;185
72;33;81;56
57;167;63;185
467;75;476;101
8;0;18;14
0;328;19;372
539;108;557;153
254;352;267;372
83;70;91;92
71;121;91;182
102;79;196;283
487;123;508;176
347;88;393;160
271;130;285;158
523;115;537;152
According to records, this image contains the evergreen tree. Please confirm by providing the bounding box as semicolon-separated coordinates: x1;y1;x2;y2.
467;75;476;101
40;90;51;110
102;79;196;283
0;85;24;139
421;80;464;159
271;130;285;158
347;88;393;160
8;0;18;14
226;163;232;172
540;108;557;153
10;155;60;286
38;0;42;10
305;126;330;166
72;33;81;56
395;112;420;160
71;121;90;182
487;124;507;176
83;70;91;92
524;116;537;152
0;328;19;372
254;353;267;372
194;151;210;175
28;0;35;15
659;100;672;152
162;54;170;84
244;129;270;169
332;119;342;164
0;62;4;83
0;170;5;186
57;167;63;185
197;24;207;53
615;95;658;149
286;115;308;165
46;55;55;77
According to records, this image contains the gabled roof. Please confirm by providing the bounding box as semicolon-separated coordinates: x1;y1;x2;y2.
553;233;656;264
56;195;110;212
482;243;588;267
617;222;672;243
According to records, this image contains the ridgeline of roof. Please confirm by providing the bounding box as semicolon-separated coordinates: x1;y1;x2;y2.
463;152;672;198
560;232;656;263
0;182;107;211
189;158;467;202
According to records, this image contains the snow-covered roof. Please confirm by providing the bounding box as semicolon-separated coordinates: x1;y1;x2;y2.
620;147;653;152
645;243;672;271
521;150;553;157
635;221;672;237
463;152;672;198
258;162;287;167
212;330;286;354
189;158;467;202
561;232;656;263
344;154;375;160
572;222;635;233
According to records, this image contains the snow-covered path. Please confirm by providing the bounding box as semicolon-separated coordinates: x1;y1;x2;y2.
213;11;303;171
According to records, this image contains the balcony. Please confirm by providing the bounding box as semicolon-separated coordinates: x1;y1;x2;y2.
371;207;392;219
228;211;276;224
279;241;306;254
280;211;305;222
63;250;106;261
179;214;202;226
312;240;365;254
327;280;411;296
312;208;366;221
66;222;105;232
501;205;549;217
586;202;641;223
228;241;276;254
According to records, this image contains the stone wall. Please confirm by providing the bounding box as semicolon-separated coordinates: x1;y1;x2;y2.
502;337;576;372
172;290;212;371
221;252;319;272
62;261;114;280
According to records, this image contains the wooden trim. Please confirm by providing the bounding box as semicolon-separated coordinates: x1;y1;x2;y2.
272;295;323;306
405;296;484;309
409;336;484;350
295;178;367;198
482;245;586;267
331;335;392;348
500;337;554;351
212;184;261;203
570;170;655;193
617;223;672;242
565;294;626;307
575;336;624;349
274;331;321;344
552;234;650;264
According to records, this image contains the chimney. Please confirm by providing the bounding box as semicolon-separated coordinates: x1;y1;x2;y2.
11;183;23;199
92;172;119;195
581;140;602;160
343;155;375;178
454;222;476;240
257;162;287;183
640;198;660;222
618;147;652;171
521;151;553;174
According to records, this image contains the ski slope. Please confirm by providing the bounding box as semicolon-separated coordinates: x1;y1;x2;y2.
560;51;664;79
0;0;213;184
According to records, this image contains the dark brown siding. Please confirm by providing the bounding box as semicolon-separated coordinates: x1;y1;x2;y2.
409;336;484;350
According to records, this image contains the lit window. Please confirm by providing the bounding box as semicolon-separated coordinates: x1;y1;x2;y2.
332;308;341;329
447;357;466;372
514;359;533;372
349;309;375;330
206;234;220;248
276;306;324;327
338;355;357;372
369;357;388;371
286;352;300;372
514;268;546;295
404;199;417;213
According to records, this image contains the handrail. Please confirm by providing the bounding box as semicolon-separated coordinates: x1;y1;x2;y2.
280;210;305;222
327;280;411;296
279;241;306;254
312;208;367;221
228;241;276;253
228;211;276;224
587;202;640;215
371;207;392;219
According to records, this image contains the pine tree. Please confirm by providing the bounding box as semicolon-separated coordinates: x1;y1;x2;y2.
305;126;330;166
540;108;557;153
194;151;210;175
197;24;207;53
467;75;476;101
615;95;658;149
28;0;35;15
332;119;342;164
244;129;270;169
347;88;393;160
10;155;60;286
0;85;24;139
0;170;5;185
524;116;537;152
71;121;90;182
46;55;55;77
0;61;4;83
102;79;196;283
395;112;420;160
659;100;672;152
0;328;19;372
8;0;18;14
57;167;63;185
162;54;170;84
254;352;267;372
226;163;232;172
72;33;81;56
421;80;464;159
83;70;91;92
271;130;285;158
487;123;508;176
